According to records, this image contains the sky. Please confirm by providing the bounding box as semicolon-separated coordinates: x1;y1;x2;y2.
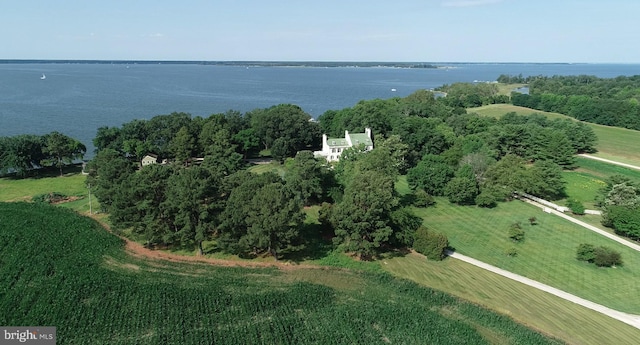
2;0;639;63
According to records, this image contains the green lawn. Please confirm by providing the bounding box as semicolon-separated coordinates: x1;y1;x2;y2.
0;166;96;214
574;156;640;181
247;161;286;176
558;157;640;210
560;171;605;209
496;83;526;96
383;253;640;345
414;198;640;314
469;104;640;167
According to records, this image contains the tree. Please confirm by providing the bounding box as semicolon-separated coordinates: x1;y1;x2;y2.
577;244;623;267
161;166;222;254
169;126;196;165
389;207;422;247
593;246;623;267
444;176;478;205
566;198;585;215
218;172;305;258
483;154;527;199
413;226;449;261
42;131;86;176
576;243;596;262
285;151;329;206
0;135;46;176
508;222;525;242
406;154;454;196
244;182;305;259
605;205;640;240
250;104;320;152
331;170;398;260
86;148;137;212
523;160;566;200
233;128;260;158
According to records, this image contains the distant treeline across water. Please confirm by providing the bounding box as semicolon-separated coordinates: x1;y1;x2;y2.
0;60;439;68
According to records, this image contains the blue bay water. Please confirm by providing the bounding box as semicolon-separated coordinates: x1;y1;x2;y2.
1;63;640;157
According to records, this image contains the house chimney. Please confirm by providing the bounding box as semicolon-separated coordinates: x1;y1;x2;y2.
365;127;371;138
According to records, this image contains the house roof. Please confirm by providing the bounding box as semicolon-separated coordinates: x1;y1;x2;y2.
327;138;348;147
349;133;372;146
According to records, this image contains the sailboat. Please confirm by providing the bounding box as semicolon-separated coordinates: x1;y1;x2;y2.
40;73;46;80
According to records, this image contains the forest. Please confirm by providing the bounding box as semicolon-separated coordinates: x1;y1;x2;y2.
81;88;597;260
504;74;640;130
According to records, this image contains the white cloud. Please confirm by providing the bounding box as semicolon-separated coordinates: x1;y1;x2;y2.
441;0;503;7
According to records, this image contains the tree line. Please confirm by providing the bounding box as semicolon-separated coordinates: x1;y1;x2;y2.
0;132;86;176
85;87;597;261
504;74;640;130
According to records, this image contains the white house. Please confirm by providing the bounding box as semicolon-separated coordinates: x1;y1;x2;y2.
314;128;373;162
141;154;158;166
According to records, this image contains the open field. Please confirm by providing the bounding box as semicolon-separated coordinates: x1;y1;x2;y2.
496;83;527;96
0;166;96;214
0;202;561;345
469;104;640;167
413;197;640;314
560;171;605;209
559;156;640;209
383;253;640;345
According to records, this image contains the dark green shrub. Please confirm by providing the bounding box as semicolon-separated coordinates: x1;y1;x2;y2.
413;189;435;207
593;246;623;267
505;247;518;257
576;243;595;262
508;222;525;242
475;190;497;208
32;192;68;204
413;226;449;261
566;198;585;215
576;243;622;267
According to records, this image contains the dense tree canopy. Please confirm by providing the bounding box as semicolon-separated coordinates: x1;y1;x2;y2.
0;132;85;176
508;74;640;130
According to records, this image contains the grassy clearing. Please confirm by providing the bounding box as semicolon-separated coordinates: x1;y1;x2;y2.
560;171;605;209
469;104;640;166
0;166;98;215
496;83;526;96
247;161;286;176
383;253;640;345
574;156;640;181
414;198;640;314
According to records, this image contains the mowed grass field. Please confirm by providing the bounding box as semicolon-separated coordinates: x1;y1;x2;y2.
412;197;640;314
0;166;97;215
560;156;640;209
382;253;640;345
469;104;640;167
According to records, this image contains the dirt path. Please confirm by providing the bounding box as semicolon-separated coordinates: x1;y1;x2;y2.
578;154;640;171
447;251;640;330
90;215;323;271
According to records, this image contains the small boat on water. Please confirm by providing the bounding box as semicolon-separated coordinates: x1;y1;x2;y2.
391;88;397;92
40;73;46;80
